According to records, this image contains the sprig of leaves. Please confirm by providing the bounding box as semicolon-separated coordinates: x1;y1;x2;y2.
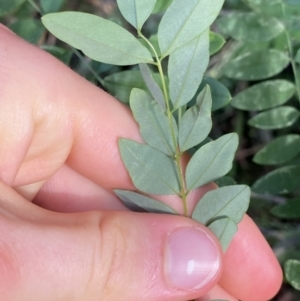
41;0;250;257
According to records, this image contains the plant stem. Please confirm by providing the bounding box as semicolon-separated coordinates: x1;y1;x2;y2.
27;0;42;15
280;1;300;103
72;49;106;88
138;31;189;216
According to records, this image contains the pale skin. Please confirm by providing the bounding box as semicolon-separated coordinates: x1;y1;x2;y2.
0;24;282;301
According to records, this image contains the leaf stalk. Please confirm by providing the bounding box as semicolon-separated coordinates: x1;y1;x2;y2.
138;31;189;216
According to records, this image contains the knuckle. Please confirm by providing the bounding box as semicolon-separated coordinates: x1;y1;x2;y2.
91;213;129;300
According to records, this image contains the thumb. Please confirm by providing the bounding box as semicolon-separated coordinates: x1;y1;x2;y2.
1;184;222;301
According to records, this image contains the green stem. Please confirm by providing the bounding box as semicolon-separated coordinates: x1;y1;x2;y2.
27;0;42;14
281;1;300;103
138;31;189;217
72;49;106;87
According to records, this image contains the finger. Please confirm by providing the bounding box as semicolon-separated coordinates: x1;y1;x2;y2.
34;164;127;212
219;215;282;301
36;169;282;301
0;25;221;214
0;181;222;301
34;163;216;214
1;23;139;189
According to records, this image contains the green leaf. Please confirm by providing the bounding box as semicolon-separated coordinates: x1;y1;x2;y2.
179;85;212;152
209;31;225;55
42;12;153;65
116;0;156;30
224;49;290;80
158;0;225;56
231;80;296;111
192;185;250;225
295;49;300;64
253;135;300;165
284;260;300;291
119;139;180;195
186;133;238;191
9;19;45;44
248;106;300;130
200;77;232;111
114;190;177;214
139;64;165;110
284;0;300;6
169;30;209;108
252;165;300;195
104;70;164;103
130;88;177;156
215;176;236;187
40;0;64;13
208;217;238;252
0;0;26;16
271;198;300;219
287;17;300;41
217;12;284;42
153;0;173;13
244;0;282;17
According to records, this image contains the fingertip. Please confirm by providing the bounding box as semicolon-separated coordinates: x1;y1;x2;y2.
93;212;224;300
219;215;282;301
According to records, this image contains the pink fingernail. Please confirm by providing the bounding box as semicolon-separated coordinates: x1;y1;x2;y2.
165;227;220;290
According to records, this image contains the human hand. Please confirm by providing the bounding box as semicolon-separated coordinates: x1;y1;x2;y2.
0;25;282;301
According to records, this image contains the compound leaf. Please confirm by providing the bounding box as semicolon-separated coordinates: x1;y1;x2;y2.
253;135;300;165
231;80;296;111
158;0;224;56
169;30;209;108
186;133;238;191
119;139;180;195
252;165;300;195
179;85;212;152
192;185;250;225
218;12;284;42
284;260;300;291
114;189;177;214
248;106;300;130
42;12;153;65
116;0;156;30
139;64;165;110
224;49;290;80
208;217;238;252
130;88;177;156
271;198;300;219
